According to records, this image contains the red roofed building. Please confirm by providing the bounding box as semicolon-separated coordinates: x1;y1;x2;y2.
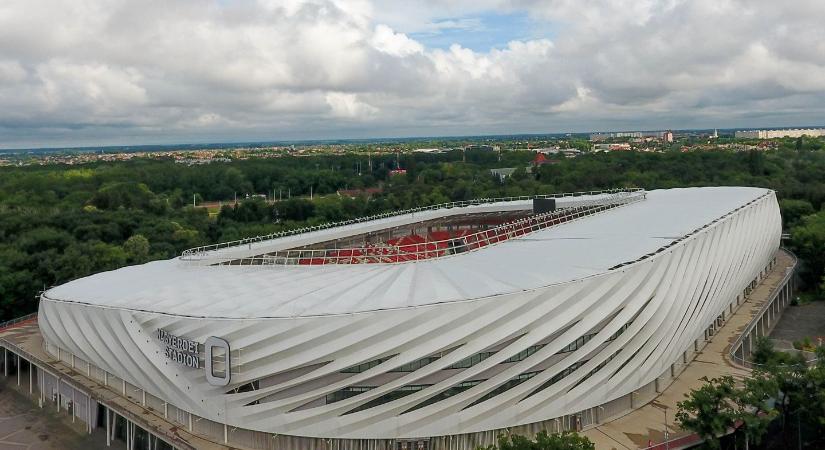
532;153;558;166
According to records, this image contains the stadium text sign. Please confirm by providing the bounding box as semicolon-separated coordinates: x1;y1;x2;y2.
154;329;232;386
156;329;200;369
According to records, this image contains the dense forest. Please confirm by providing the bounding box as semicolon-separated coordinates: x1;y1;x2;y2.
1;139;825;321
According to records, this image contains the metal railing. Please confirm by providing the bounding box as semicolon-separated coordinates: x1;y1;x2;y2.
0;312;37;332
727;249;819;368
214;191;644;266
180;188;644;261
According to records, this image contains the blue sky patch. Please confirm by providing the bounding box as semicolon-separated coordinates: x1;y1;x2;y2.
410;11;555;51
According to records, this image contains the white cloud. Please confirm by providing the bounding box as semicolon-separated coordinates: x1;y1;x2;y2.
0;0;824;148
325;91;378;118
371;25;424;57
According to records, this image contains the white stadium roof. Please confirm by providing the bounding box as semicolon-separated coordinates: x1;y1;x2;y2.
43;187;770;319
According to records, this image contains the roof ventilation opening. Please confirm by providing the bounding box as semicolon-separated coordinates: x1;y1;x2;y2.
533;198;557;214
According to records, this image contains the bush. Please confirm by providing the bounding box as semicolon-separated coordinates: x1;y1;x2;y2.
478;431;594;450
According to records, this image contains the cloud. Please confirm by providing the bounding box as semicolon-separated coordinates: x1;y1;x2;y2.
371;24;424;57
325;92;378;118
0;0;824;148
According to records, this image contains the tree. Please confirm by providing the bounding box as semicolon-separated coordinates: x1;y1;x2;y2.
790;210;825;291
275;198;315;222
779;199;814;229
736;371;779;447
90;182;155;210
123;234;150;264
478;431;594;450
676;376;740;449
752;336;777;365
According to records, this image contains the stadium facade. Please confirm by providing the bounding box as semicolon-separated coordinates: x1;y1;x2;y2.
32;186;781;449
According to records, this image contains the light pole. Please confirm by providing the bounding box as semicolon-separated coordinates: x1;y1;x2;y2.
652;403;669;450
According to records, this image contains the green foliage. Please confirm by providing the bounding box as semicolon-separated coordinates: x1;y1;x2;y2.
676;376;741;449
751;337;776;365
679;340;825;449
779;199;814;229
751;337;803;365
676;375;776;449
478;431;594;450
123;234;150;264
790;210;825;293
90;182;155;210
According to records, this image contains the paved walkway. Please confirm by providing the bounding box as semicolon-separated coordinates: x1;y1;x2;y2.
581;250;794;450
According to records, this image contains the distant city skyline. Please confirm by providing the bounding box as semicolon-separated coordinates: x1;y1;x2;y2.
2;0;825;149
3;125;825;153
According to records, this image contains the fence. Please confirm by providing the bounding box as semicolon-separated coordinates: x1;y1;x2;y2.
727;249;817;368
181;188;645;261
218;191;644;267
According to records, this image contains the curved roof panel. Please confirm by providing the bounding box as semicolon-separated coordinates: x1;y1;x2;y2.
43;187;771;318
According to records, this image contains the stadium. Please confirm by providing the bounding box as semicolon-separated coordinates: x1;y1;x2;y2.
32;186;781;449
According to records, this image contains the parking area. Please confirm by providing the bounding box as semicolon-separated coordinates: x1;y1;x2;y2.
769;301;825;351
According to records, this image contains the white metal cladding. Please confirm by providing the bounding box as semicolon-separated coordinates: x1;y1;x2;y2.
37;187;782;440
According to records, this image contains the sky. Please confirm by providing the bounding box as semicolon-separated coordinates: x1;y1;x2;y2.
1;0;824;149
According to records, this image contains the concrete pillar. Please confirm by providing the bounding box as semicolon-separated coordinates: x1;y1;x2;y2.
38;366;44;408
122;379;126;396
29;362;33;395
17;354;20;386
106;408;111;447
224;423;228;444
87;395;91;433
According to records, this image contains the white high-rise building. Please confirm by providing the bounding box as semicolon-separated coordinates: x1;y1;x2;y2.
735;128;825;139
